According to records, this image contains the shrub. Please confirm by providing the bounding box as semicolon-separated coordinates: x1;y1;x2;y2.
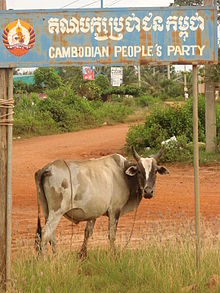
34;67;63;91
126;96;210;161
13;89;136;136
80;81;102;100
13;95;57;136
95;74;110;92
134;95;160;108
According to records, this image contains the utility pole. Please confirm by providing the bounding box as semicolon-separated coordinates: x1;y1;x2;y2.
204;0;216;153
0;0;13;291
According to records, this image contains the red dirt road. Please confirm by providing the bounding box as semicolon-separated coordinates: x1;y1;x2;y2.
12;124;220;251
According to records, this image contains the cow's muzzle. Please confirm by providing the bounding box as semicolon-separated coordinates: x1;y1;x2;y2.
143;187;154;199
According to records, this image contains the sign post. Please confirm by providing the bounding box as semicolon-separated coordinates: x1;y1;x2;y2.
0;0;13;290
192;65;200;270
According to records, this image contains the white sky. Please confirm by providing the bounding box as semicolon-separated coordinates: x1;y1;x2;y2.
6;0;174;10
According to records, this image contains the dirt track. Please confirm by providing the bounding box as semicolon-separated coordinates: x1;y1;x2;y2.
12;124;220;251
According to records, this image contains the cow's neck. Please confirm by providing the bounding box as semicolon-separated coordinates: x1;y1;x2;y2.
120;175;143;216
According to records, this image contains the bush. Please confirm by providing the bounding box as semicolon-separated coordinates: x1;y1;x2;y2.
34;68;63;91
126;96;211;162
13;95;57;136
134;96;158;108
80;81;102;100
13;89;136;137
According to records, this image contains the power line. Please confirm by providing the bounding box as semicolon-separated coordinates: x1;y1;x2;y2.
107;0;123;7
80;0;100;8
61;0;81;8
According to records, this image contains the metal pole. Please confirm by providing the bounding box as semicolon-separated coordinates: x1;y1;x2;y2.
101;0;103;8
193;65;200;271
6;69;13;290
184;65;188;100
138;65;141;87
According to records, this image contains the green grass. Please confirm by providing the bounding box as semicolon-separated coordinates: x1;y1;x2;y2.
9;229;220;293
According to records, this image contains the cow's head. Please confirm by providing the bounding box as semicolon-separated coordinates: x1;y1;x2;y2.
125;146;169;199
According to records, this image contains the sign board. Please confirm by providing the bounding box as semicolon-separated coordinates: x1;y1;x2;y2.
0;6;217;68
83;66;94;80
111;67;123;86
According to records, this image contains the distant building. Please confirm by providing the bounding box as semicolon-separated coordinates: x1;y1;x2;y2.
13;74;34;85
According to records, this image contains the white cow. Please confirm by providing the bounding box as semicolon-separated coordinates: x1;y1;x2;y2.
35;146;169;257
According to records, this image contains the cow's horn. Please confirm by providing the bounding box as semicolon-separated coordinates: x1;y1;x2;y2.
153;145;165;161
132;146;141;162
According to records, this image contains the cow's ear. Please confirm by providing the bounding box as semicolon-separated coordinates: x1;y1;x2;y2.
125;166;138;176
157;166;169;175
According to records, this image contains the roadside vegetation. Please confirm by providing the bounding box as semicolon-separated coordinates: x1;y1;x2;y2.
13;89;158;137
13;66;220;163
126;96;220;163
9;221;220;293
13;66;167;137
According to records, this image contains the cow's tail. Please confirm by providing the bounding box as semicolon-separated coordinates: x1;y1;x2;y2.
34;168;51;252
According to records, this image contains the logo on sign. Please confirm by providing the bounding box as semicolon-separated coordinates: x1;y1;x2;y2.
2;19;35;57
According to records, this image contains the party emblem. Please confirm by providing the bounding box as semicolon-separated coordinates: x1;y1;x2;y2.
2;19;35;57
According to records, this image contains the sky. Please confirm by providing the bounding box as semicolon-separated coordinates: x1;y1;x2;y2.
6;0;174;10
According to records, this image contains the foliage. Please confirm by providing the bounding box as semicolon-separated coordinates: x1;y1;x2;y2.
80;81;102;100
104;85;143;98
126;96;220;162
95;74;110;92
56;66;84;94
172;0;202;5
14;80;31;95
34;67;63;91
13;89;136;137
140;68;184;99
13;94;57;136
10;230;220;293
134;95;161;108
123;66;138;85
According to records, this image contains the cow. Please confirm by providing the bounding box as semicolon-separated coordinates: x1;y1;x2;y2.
35;146;169;258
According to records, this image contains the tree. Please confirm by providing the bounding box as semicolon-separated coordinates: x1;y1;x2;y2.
34;67;63;91
172;0;220;21
172;0;202;5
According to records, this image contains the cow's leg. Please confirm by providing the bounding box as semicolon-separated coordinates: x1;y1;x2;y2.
108;210;120;252
41;210;63;254
79;219;96;259
50;232;57;254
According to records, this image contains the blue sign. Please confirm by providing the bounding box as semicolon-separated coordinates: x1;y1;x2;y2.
0;6;217;68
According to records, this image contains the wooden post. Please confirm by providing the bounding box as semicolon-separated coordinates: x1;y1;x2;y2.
0;69;7;292
205;67;216;153
0;0;13;290
193;65;200;271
